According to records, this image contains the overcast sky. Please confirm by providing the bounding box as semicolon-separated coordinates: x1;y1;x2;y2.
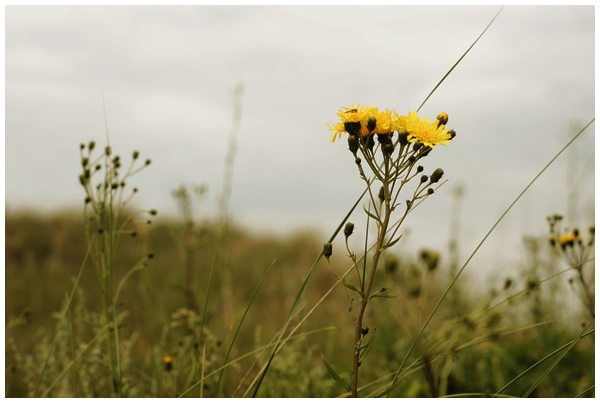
5;6;595;284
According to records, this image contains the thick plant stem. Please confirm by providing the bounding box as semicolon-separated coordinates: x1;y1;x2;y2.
351;202;391;397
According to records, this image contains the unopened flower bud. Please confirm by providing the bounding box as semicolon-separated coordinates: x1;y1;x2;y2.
430;168;444;183
427;188;434;195
133;151;139;159
413;142;423;152
382;142;394;155
105;146;111;156
80;143;85;150
398;131;409;146
323;243;333;260
354;157;361;165
88;141;95;150
348;135;359;154
344;222;355;238
437;112;449;126
82;157;89;167
448;129;457;139
420;175;428;183
378;186;385;202
417;165;424;173
150;209;157;216
145;159;151;166
367;117;377;132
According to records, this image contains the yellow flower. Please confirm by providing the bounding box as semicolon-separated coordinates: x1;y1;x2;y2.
327;121;346;143
404;112;452;148
392;111;418;134
558;232;578;246
371;108;394;135
337;104;370;124
328;105;372;142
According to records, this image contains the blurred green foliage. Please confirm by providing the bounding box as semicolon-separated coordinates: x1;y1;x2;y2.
4;210;594;397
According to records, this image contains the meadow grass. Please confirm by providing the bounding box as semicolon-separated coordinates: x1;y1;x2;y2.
4;7;595;398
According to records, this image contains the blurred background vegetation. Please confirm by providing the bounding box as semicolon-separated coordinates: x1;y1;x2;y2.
5;194;594;397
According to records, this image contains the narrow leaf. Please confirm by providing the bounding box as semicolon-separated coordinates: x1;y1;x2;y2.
321;354;351;392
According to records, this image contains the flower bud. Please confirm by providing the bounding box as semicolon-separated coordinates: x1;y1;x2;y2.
323;243;333;260
413;142;423;152
348;135;359;154
163;356;173;371
382;143;394;155
367;117;377;132
448;129;457;139
133;151;139;159
88;141;96;150
437;112;449;126
344;222;355;238
105;146;111;156
427;188;434;195
417;165;424;173
378;186;385;202
398;131;409;146
420;175;428;183
430;168;444;183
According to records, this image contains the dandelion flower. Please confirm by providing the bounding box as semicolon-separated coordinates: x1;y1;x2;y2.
405;113;452;148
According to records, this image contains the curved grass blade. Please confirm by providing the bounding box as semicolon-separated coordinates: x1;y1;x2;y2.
521;320;594;398
380;118;595;397
250;189;367;397
214;259;277;397
492;328;594;397
177;326;335;398
199;222;226;338
322;354;351;392
573;385;594;398
416;6;504;113
33;236;94;397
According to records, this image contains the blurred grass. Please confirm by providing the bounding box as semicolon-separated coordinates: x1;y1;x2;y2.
5;208;594;397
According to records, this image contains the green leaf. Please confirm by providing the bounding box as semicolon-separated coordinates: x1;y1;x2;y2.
381;235;402;250
362;205;382;224
359;329;377;361
369;293;398;301
368;288;397;301
342;280;365;298
321;354;351;392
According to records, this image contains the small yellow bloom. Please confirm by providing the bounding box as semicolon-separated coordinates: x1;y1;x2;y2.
371;108;394;135
405;113;452;148
327;121;346;143
328;105;371;143
163;355;173;371
558;232;578;246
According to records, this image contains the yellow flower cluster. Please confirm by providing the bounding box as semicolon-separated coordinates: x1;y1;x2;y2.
328;105;452;148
